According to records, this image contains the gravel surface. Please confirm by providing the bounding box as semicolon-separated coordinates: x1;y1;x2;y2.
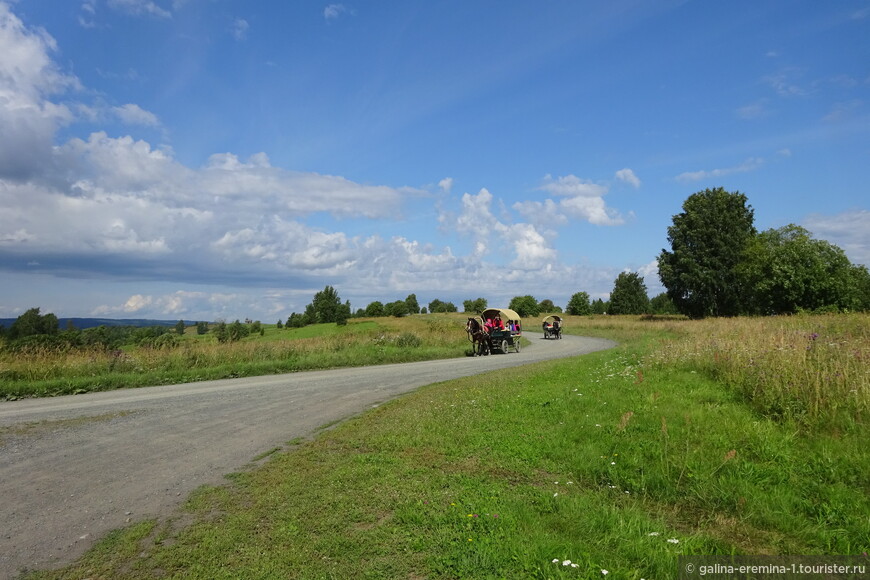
0;333;614;578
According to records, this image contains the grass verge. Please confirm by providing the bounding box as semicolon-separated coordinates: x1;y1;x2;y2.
24;315;869;579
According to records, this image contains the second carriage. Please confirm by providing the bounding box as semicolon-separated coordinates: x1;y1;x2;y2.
542;315;563;339
480;308;523;354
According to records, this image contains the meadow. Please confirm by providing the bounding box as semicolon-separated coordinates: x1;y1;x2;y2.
15;313;870;579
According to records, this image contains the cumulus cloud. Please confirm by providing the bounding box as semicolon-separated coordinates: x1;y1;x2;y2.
0;4;79;180
112;103;160;126
517;174;624;226
452;188;557;268
615;168;641;188
675;157;765;182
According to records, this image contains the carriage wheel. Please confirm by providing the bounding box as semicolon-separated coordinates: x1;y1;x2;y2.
500;340;508;353
514;340;521;353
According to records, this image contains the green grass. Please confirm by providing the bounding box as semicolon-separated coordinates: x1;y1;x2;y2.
24;316;869;579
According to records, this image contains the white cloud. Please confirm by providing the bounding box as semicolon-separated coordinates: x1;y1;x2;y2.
232;18;249;41
107;0;172;18
675;157;765;183
439;177;453;194
521;174;624;226
735;100;768;120
113;103;160;126
0;4;79;179
803;210;870;266
324;4;347;20
615;168;641;188
538;174;608;198
763;68;808;97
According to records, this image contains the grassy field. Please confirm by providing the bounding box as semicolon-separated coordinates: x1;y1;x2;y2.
17;313;870;579
0;316;467;400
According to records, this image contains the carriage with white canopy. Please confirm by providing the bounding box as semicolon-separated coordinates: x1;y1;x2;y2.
484;308;523;353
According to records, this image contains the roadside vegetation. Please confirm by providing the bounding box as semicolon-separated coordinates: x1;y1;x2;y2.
0;315;467;400
23;313;869;579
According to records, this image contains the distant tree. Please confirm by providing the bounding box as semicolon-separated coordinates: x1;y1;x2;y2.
609;272;649;315
509;295;540;318
428;299;457;313
739;224;862;314
405;294;420;315
287;313;306;328
228;320;250;342
276;319;283;329
658;187;756;318
385;300;410;317
213;321;228;343
566;292;591;316
591;298;609;315
365;301;385;317
420;307;428;314
649;293;679;315
196;321;209;335
251;320;262;334
538;299;557;313
8;308;59;340
308;285;344;324
336;301;351;326
463;297;488;313
175;320;185;335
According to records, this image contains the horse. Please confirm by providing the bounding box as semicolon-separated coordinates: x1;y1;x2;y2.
466;317;490;356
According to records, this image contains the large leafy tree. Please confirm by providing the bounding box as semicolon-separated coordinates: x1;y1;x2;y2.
608;272;649;315
509;295;540;317
385;300;410;317
658;187;756;318
308;286;343;324
740;224;864;314
566;292;591;315
365;301;385;317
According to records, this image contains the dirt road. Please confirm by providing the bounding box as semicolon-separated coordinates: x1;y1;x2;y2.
0;333;614;578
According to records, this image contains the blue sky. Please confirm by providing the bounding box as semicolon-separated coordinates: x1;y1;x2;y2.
1;0;868;322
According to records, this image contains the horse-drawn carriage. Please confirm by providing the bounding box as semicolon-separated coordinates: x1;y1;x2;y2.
466;308;523;356
542;315;563;339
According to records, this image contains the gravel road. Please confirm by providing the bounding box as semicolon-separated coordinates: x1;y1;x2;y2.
0;333;614;578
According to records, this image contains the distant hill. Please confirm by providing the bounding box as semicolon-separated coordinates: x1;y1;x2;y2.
0;318;201;331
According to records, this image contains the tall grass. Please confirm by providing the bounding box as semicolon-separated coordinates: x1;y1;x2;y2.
640;313;869;432
0;315;469;399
